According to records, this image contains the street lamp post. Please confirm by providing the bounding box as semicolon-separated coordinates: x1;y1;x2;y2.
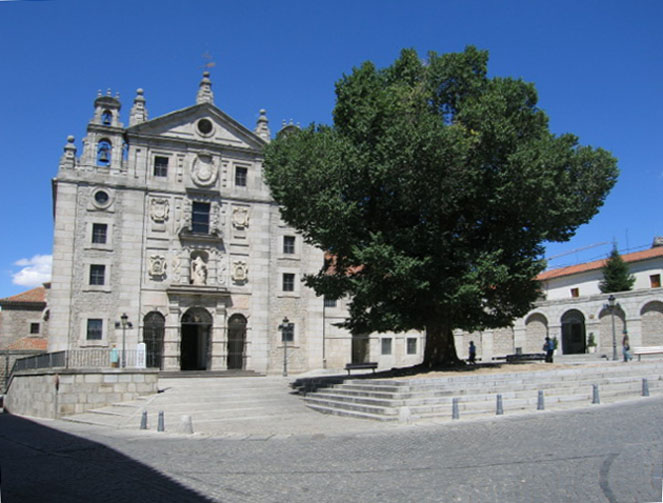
279;317;294;377
115;313;133;368
606;295;618;361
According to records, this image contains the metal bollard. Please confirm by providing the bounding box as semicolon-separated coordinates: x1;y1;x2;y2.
642;378;650;397
592;384;600;404
452;398;459;420
140;410;148;430
496;394;503;415
537;390;544;410
157;410;165;432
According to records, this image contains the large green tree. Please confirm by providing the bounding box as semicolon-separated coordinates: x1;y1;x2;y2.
599;246;635;293
264;47;618;367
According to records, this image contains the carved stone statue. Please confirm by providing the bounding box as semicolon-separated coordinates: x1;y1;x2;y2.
190;255;208;285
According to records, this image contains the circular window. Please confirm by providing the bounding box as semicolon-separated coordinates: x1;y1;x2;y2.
92;189;112;209
197;118;213;136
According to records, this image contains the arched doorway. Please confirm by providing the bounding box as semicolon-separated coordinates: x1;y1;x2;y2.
561;310;586;354
227;314;247;370
181;307;212;371
143;312;165;369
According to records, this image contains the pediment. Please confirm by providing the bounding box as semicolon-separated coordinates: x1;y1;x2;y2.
127;103;266;151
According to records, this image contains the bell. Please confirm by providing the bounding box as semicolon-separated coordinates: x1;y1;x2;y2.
98;149;110;163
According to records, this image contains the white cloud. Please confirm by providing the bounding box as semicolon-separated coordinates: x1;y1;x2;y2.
12;254;52;287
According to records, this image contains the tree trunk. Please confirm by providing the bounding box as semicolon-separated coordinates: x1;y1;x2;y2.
422;321;462;368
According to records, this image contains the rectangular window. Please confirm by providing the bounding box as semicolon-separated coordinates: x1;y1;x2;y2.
89;264;106;285
282;273;295;292
651;274;661;288
407;337;417;355
381;338;392;355
324;297;337;308
235;166;247;187
283;235;295;254
86;319;103;340
30;323;40;334
192;202;210;233
570;288;579;298
92;223;107;244
153;156;169;177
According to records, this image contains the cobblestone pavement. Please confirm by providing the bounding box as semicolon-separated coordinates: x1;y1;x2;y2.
2;397;662;502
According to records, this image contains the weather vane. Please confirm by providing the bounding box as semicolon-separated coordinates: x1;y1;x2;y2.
201;52;216;71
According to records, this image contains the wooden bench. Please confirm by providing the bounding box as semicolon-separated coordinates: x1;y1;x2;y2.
505;353;546;363
344;362;378;375
632;346;663;361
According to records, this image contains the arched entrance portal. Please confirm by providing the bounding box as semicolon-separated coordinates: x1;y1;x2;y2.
561;310;586;354
143;312;165;369
227;314;247;370
181;307;212;371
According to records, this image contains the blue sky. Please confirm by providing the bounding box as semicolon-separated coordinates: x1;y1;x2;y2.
0;0;661;299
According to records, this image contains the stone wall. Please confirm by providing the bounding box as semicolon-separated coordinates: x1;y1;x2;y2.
0;350;44;392
4;368;158;418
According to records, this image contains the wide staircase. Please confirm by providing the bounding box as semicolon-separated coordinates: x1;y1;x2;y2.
297;361;663;423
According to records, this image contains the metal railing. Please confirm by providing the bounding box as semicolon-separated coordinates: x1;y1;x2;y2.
11;349;142;374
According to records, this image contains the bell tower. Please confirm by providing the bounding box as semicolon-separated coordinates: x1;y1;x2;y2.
80;89;125;171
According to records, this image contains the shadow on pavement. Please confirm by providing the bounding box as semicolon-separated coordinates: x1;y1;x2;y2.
0;414;216;503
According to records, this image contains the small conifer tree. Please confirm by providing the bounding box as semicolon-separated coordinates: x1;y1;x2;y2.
599;247;635;293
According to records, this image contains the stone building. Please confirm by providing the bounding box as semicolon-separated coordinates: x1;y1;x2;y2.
458;242;663;361
48;73;424;374
0;285;49;350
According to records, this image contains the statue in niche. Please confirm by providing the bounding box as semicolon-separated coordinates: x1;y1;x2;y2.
190;255;208;285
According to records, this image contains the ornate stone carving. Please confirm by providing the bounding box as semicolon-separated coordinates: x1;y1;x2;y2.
150;197;170;223
148;255;167;278
190;255;208;285
172;254;182;282
232;260;248;283
191;152;218;187
232;207;250;229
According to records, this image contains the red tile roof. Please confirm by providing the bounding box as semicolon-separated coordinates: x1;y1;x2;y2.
0;286;46;304
538;246;663;281
7;337;48;351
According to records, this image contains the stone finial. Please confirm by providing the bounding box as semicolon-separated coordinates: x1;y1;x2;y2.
59;135;77;169
196;71;214;105
129;88;149;126
254;109;271;142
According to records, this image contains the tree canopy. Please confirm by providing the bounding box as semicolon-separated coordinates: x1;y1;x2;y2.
264;46;618;367
599;247;635;293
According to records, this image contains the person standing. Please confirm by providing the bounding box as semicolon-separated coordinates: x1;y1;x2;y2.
543;336;554;363
468;341;476;364
622;332;632;362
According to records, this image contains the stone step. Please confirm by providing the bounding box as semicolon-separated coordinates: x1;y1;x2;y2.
302;395;399;417
304;402;399;422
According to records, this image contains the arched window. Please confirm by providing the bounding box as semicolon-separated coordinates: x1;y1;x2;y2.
97;139;112;166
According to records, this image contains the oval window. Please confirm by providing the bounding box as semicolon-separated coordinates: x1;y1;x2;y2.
197;119;213;135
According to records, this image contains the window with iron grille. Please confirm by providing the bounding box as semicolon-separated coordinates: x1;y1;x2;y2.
324;297;337;308
30;323;40;334
92;223;107;244
192;202;210;233
282;273;295;292
283;235;295;254
407;337;417;355
89;264;105;285
87;319;103;340
381;338;392;355
153;156;169;177
651;274;661;288
235;166;247;187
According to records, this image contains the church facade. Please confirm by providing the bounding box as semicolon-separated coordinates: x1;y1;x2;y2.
48;73;424;374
